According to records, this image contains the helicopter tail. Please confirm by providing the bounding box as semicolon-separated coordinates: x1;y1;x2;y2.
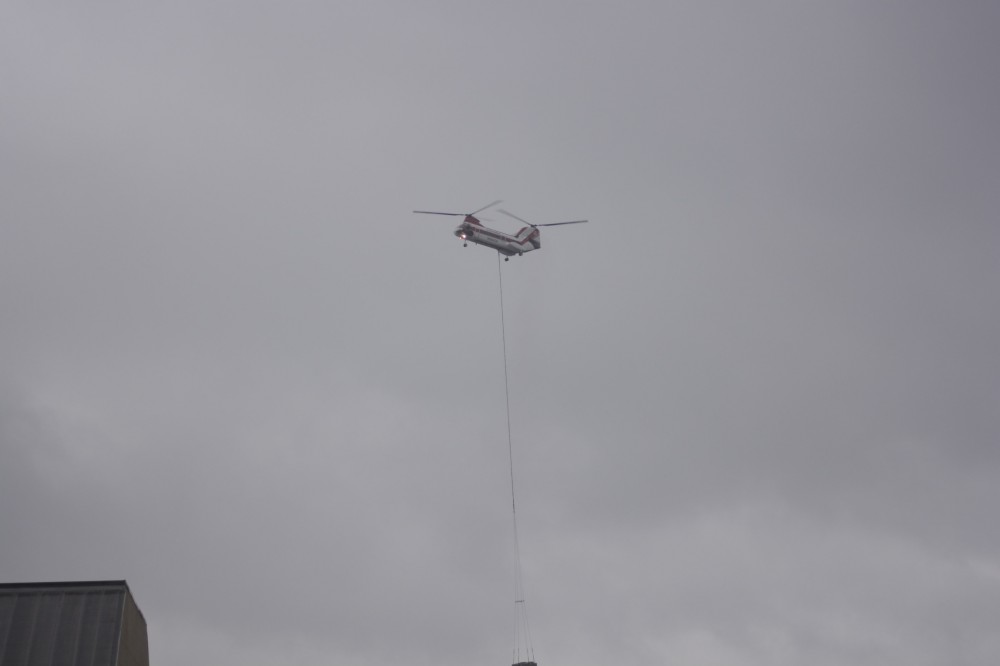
516;226;541;250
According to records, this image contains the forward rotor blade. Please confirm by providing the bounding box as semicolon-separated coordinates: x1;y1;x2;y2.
469;199;503;216
497;209;534;226
413;210;465;216
534;220;588;227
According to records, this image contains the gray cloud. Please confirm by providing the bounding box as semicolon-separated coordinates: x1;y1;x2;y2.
2;2;999;665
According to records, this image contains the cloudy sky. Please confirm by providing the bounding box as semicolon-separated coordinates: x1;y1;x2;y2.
2;2;999;665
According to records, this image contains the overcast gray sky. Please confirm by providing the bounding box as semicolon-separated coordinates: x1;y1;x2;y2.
2;2;999;665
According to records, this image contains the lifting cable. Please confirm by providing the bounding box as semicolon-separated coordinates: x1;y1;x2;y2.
497;252;535;666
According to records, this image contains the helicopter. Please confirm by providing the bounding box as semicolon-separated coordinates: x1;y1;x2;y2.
413;200;587;260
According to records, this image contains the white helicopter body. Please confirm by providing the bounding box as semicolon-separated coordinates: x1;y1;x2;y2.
414;201;586;260
453;216;541;257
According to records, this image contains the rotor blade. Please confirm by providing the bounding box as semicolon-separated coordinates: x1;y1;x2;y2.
534;220;589;227
469;199;503;216
413;210;465;216
497;209;534;226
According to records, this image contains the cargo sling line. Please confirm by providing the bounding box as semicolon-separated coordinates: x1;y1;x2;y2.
497;252;535;666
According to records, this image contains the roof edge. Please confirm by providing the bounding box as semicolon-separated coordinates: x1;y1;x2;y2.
0;580;129;590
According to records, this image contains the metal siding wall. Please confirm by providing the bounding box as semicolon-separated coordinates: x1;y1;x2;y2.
0;587;130;666
0;595;17;662
25;595;60;666
49;593;86;666
75;592;103;666
90;591;123;666
1;593;40;665
115;592;148;666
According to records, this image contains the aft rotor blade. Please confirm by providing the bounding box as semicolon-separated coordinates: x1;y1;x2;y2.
497;209;534;226
469;199;503;216
534;220;588;227
413;210;465;216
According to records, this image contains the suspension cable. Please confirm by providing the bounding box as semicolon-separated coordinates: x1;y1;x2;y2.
497;252;535;665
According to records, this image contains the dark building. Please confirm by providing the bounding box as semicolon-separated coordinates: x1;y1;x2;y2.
0;580;148;666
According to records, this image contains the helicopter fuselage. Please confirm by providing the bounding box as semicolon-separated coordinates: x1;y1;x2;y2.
455;216;540;257
413;201;585;258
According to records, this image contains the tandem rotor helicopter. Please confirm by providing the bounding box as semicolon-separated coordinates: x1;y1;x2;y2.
413;200;587;260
